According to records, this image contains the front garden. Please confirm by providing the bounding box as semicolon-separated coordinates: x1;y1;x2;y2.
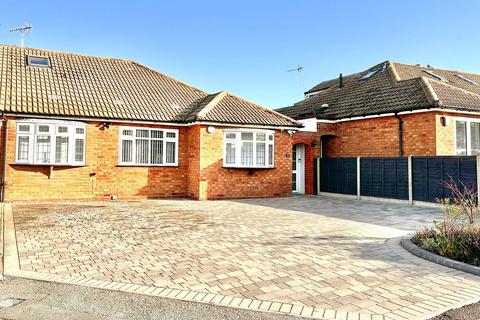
412;181;480;267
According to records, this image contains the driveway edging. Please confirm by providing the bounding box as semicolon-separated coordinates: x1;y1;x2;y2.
401;237;480;276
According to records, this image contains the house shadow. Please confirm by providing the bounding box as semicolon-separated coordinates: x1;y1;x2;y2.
230;195;442;232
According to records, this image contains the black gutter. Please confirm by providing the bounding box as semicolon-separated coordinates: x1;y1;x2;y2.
395;113;404;157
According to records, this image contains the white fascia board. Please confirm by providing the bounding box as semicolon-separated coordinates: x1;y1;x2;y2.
316;119;336;123
5;113;300;131
334;113;396;123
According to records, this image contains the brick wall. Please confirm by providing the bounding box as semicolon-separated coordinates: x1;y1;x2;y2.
436;114;455;155
322;113;437;157
291;112;462;196
196;126;292;200
0;118;293;201
2;119;189;201
186;126;201;199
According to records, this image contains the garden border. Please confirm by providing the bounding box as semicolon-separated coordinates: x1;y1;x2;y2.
401;237;480;276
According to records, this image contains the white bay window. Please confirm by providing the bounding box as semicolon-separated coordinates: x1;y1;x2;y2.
119;127;178;166
15;120;86;165
223;129;274;168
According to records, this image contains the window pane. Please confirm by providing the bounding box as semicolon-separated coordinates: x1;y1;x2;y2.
122;140;133;163
225;133;236;140
268;134;274;141
75;139;85;162
18;124;30;133
166;142;176;164
76;128;85;135
36;136;51;163
456;121;467;155
241;142;253;166
256;133;266;141
268;144;273;165
166;142;175;163
17;136;30;161
166;132;176;138
135;139;149;164
38;125;50;133
241;132;253;141
58;126;68;134
55;136;69;163
151;130;163;139
471;123;480;155
122;129;133;136
256;142;266;166
225;142;236;164
136;129;149;138
151;140;163;164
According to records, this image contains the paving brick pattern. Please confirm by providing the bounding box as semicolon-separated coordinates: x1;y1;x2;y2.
12;196;480;319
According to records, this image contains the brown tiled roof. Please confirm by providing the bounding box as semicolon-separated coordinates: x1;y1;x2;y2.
0;45;299;127
187;92;299;127
277;61;480;120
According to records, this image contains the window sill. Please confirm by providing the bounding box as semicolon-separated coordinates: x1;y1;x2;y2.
11;163;86;167
116;164;179;168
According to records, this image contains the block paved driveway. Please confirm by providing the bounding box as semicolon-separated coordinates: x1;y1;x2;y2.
12;196;480;319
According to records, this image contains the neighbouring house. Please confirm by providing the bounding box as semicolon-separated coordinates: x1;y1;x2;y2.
0;45;301;201
277;61;480;195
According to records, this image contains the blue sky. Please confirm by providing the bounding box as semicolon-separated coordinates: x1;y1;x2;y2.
1;1;479;108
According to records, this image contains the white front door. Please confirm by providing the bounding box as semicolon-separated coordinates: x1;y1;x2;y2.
292;144;305;194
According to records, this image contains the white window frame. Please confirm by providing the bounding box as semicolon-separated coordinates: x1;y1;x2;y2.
454;117;480;155
15;119;86;166
118;126;179;166
223;128;275;168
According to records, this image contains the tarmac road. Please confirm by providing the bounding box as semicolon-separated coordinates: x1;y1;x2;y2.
0;277;305;320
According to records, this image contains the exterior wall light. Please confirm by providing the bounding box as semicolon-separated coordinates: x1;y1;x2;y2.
440;116;447;127
207;126;215;134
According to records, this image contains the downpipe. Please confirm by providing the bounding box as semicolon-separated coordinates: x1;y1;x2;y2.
395;114;404;157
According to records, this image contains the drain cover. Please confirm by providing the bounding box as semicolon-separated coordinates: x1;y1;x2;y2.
0;298;24;308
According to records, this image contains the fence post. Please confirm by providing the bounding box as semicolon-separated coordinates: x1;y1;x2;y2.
317;157;321;195
356;157;361;200
408;156;413;205
477;155;480;203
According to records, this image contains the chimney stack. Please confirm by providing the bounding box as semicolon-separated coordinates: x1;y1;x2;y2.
339;73;344;88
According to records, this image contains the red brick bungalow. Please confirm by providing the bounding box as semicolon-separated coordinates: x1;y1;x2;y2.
277;61;480;195
0;45;301;201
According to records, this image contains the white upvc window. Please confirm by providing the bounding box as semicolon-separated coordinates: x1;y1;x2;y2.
118;127;178;166
223;129;274;168
15;119;86;165
455;119;480;155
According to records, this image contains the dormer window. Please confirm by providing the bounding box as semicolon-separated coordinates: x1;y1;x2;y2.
27;55;51;68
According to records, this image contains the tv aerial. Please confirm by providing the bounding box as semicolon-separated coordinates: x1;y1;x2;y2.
9;22;33;47
288;65;305;94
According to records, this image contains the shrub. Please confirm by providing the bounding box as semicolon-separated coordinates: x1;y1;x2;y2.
412;180;480;267
412;225;480;266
